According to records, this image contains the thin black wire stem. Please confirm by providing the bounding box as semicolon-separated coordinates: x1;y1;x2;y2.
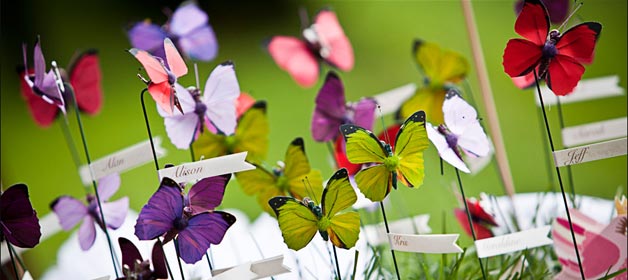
555;98;577;206
379;201;401;280
332;245;342;280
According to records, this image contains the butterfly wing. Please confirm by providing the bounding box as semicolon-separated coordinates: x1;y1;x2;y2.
333;136;362;175
503;0;548;78
351;98;377;130
426;123;470;173
101;197;129;230
177;211;236;264
442;91;489;157
312;72;346;142
33;38;46;87
515;0;549;46
129;48;168;84
503;38;543;77
235;92;255;118
202;61;239;135
0;184;41;248
151;240;169;279
163;38;188;78
413;40;468;88
17;67;60;127
158;84;199;149
394;110;429;188
266;36;319;87
235;165;278;214
283;138;323;201
328;212;360;249
78;215;97;250
67;49;103;115
187;174;230;214
232;101;269;163
50;196;87;231
127;22;167;59
400;88;447;125
322;169;363;248
118;237;144;270
269;197;318;251
314;9;354;71
169;1;218;61
135;178;183;240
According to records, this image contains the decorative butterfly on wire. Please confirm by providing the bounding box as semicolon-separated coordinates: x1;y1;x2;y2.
51;173;129;251
135;175;235;264
266;8;354;88
130;38;188;115
503;0;602;96
426;90;490;174
157;61;240;149
269;168;360;251
235;137;323;215
454;197;497;240
192;100;268;163
341;110;429;202
128;0;218;62
0;183;41;248
398;40;469;125
311;71;376;175
117;237;168;280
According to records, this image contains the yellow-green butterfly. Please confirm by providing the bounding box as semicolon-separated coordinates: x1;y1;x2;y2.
269;168;360;251
399;40;469;124
235;137;323;214
340;110;429;202
192;100;268;164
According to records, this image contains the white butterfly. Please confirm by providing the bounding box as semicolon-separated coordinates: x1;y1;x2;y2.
426;90;489;173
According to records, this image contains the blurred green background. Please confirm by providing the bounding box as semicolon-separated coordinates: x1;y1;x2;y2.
1;0;626;277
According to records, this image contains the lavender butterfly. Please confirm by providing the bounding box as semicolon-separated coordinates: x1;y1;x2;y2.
117;237;168;280
311;71;376;142
21;37;65;113
0;184;41;248
128;1;218;62
157;61;240;149
135;175;235;264
51;173;129;250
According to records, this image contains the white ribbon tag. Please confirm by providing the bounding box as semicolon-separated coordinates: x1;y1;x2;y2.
535;75;624;106
388;233;463;254
364;214;431;245
561;117;627;147
475;226;553;258
372;83;417;115
79;137;166;185
211;255;291;280
553;138;627;167
158;152;255;183
211;262;257;280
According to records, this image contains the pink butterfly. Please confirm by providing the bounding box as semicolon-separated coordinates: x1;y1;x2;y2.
130;38;188;115
51;173;129;251
552;208;627;279
266;9;354;88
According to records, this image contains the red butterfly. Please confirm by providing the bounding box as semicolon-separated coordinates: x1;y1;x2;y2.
18;43;103;128
502;0;601;96
266;9;354;88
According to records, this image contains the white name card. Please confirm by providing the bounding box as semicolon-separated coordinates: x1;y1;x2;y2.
535;75;624;106
158;152;255;183
211;262;257;280
211;255;291;280
475;226;553;258
364;214;431;245
79;137;166;185
553;138;627;167
562;117;627;147
388;233;463;254
373;83;417;115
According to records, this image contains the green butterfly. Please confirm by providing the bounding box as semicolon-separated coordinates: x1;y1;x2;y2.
192;100;268;164
269;168;360;251
340;110;429;202
236;137;323;215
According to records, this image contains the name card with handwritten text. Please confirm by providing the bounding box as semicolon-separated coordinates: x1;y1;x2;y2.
79;137;166;185
211;255;291;280
553;138;627;167
364;214;431;246
159;152;255;183
562;117;627;147
373;83;417;115
475;226;552;258
536;75;624;106
388;233;462;254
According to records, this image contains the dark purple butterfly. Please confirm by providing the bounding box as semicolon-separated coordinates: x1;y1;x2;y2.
117;237;168;280
51;173;129;250
311;71;377;142
135;175;235;264
0;184;41;248
21;37;66;113
127;1;218;62
514;0;569;24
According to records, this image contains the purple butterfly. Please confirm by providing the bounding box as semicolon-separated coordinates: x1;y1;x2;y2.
0;184;41;248
21;37;65;113
117;237;168;280
311;71;377;142
157;62;240;149
514;0;570;24
128;1;218;62
135;175;235;264
51;173;129;251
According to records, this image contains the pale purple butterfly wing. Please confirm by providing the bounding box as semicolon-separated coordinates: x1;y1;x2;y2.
128;22;167;60
177;211;235;264
97;173;121;201
202;62;239;135
102;197;129;229
135;178;183;240
151;240;169;278
0;184;41;248
169;1;218;61
51;196;88;231
187;174;230;214
33;38;46;87
312;72;346;142
157;84;199;149
118;237;144;270
79;215;97;250
442;91;489;157
426;123;470;173
351;98;377;130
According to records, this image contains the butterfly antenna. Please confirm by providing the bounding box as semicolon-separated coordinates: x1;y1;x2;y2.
557;2;584;32
302;176;319;205
137;73;149;84
298;6;309;30
377;106;392;144
194;63;201;90
21;43;28;69
51;61;65;93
